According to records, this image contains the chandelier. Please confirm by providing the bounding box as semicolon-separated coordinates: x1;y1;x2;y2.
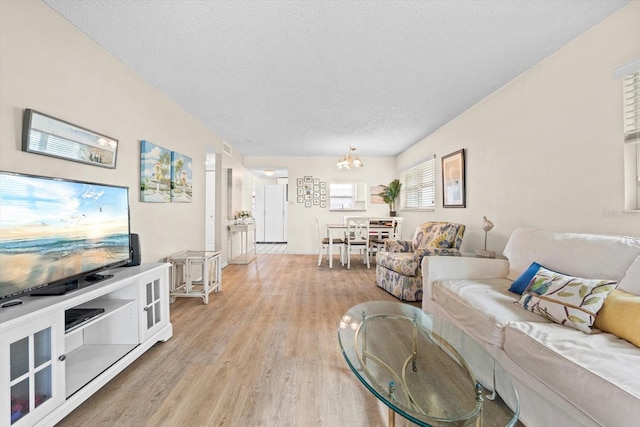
336;146;364;169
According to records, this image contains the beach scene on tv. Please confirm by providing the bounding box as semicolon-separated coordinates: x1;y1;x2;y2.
0;174;130;297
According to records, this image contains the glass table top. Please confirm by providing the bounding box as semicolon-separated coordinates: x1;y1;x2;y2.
338;301;519;427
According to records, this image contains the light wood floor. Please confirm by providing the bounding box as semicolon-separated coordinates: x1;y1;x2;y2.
256;243;287;255
58;254;414;426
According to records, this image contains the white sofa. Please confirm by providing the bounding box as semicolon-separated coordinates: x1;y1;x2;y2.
422;227;640;427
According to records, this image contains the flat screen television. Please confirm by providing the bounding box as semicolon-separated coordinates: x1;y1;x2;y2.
0;171;131;302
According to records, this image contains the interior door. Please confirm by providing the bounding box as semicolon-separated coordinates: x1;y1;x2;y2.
264;184;285;242
255;184;266;242
205;170;216;250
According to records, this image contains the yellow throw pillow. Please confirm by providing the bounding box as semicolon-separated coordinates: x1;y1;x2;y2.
594;289;640;348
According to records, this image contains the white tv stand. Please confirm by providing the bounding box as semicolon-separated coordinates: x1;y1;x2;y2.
0;263;172;426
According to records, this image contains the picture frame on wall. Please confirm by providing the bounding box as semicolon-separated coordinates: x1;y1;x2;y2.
305;200;312;208
442;149;466;208
297;178;303;187
140;140;171;202
297;196;303;203
22;109;119;169
304;176;313;183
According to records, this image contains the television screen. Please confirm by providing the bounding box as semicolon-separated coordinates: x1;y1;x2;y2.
0;171;131;300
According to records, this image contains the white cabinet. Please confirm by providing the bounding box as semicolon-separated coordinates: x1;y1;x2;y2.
0;264;172;426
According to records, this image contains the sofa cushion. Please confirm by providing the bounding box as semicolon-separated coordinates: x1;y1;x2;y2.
413;221;465;250
504;321;640;426
503;228;640;283
515;267;617;333
618;254;640;295
594;289;640;347
431;278;551;347
376;251;419;276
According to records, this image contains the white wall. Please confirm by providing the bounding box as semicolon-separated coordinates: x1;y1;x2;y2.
0;0;247;265
396;2;640;255
245;156;398;253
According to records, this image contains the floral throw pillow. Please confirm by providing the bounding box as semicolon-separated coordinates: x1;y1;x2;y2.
515;267;617;333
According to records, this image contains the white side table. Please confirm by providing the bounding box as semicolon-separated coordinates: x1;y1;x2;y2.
167;250;221;304
228;223;257;264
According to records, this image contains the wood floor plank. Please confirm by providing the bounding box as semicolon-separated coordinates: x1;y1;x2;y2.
56;255;432;427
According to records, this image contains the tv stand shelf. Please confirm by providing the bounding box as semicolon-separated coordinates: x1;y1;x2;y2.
0;263;172;427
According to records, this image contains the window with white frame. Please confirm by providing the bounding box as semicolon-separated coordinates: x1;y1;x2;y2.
400;155;436;210
622;68;640;209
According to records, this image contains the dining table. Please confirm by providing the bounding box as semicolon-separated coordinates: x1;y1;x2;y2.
325;222;394;268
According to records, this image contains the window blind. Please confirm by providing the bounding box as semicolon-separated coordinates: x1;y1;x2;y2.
401;156;435;209
28;129;84;158
624;71;640;144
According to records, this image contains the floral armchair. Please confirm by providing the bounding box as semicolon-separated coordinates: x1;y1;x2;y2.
375;221;466;301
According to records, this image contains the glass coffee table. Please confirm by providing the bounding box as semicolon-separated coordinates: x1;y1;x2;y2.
338;301;519;427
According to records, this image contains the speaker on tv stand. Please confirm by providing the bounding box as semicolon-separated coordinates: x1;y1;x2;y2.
126;233;141;267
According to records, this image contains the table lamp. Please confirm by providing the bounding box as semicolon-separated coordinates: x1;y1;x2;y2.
475;216;496;258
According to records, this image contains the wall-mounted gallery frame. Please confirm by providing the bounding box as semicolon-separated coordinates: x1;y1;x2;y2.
296;176;327;208
22;109;118;168
442;149;466;208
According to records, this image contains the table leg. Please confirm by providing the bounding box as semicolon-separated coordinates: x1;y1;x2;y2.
328;228;333;269
388;407;395;427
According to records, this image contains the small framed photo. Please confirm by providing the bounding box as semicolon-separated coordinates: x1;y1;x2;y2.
297;188;304;196
305;194;312;200
313;192;320;198
320;201;327;208
320;194;326;201
313;185;319;191
320;181;326;188
297;178;303;186
320;188;326;195
304;176;313;183
297;196;303;203
313;199;320;205
305;200;312;208
313;178;320;185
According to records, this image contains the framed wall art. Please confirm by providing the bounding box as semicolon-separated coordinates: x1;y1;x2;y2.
442;149;466;208
140;140;171;202
296;176;328;208
170;151;192;202
22;109;118;168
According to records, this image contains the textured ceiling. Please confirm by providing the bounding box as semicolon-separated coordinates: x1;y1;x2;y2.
43;0;628;158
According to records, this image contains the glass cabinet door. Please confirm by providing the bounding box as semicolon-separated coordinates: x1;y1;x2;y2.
2;314;64;426
140;274;167;342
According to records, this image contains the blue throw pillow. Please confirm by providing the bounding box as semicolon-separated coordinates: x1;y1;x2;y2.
509;262;544;294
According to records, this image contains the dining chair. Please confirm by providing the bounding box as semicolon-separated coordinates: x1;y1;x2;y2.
316;217;344;267
345;216;370;269
370;217;403;259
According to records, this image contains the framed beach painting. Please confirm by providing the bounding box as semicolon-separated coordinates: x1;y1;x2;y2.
170;152;193;202
140;140;171;202
442;149;466;208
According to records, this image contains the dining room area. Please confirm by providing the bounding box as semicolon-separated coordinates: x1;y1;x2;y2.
317;216;404;269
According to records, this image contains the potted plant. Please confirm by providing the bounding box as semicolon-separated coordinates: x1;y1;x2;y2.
379;179;402;216
236;210;254;223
